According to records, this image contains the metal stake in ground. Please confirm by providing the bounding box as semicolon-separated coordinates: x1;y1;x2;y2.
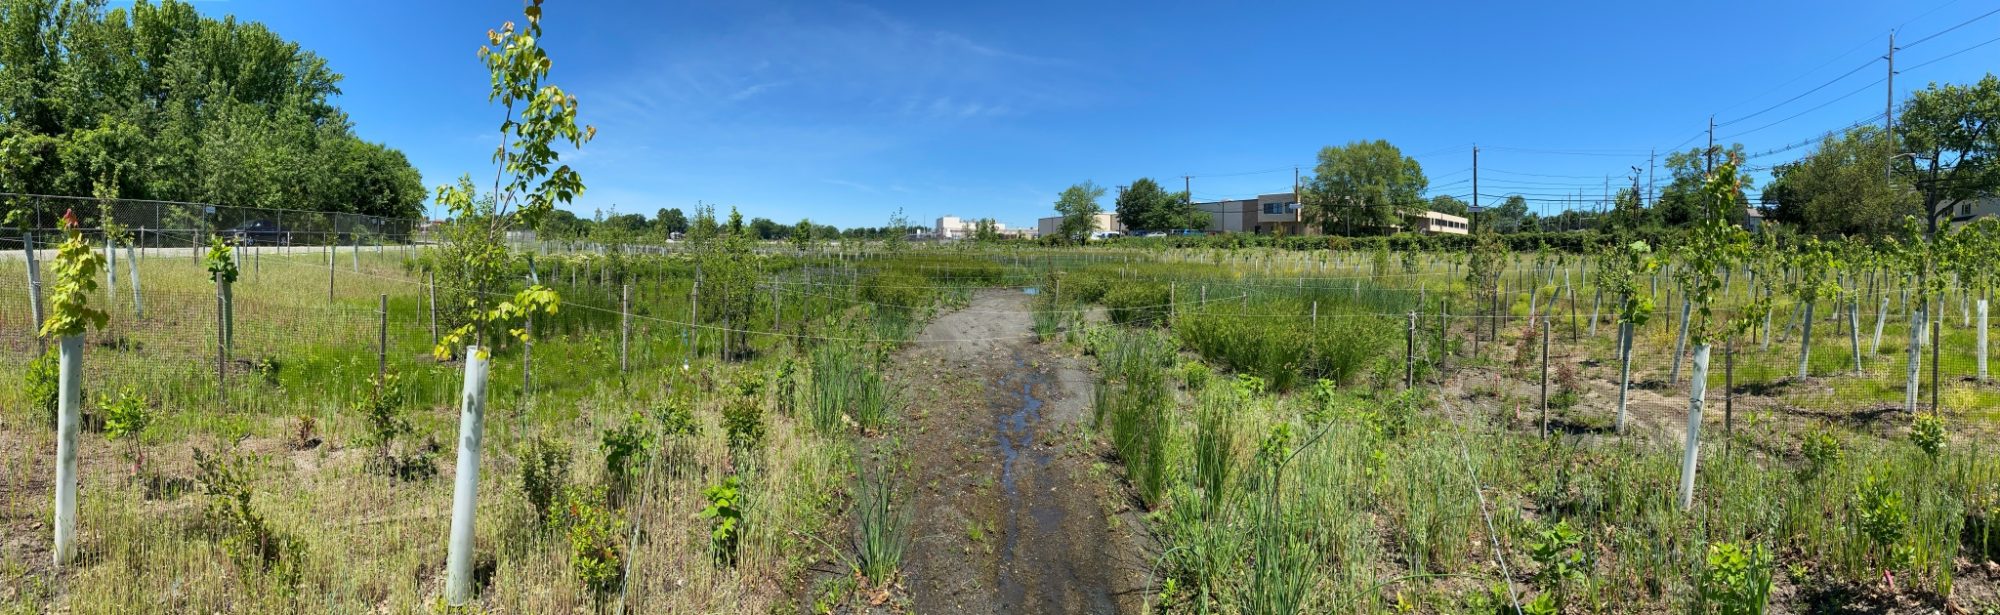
620;284;631;373
378;294;389;382
24;231;45;343
427;271;439;351
126;242;143;318
1406;311;1417;389
1539;318;1550;438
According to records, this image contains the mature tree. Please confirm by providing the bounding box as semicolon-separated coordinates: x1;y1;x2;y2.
1490;195;1530;232
1428;194;1470;217
657;207;688;234
1761;125;1916;237
1054;181;1106;244
790;218;814;251
1114;177;1194;231
748;216;781;240
1655;144;1754;227
1301;140;1428;235
601;213;648;233
1606;185;1652;234
1896;74;2000;236
0;0;423;220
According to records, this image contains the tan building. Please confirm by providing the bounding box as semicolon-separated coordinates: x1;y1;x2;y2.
1037;213;1123;239
1194;192;1315;235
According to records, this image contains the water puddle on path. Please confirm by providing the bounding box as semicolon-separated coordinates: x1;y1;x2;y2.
992;353;1115;613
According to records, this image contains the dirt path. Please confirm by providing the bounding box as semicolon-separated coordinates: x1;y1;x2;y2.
884;289;1148;615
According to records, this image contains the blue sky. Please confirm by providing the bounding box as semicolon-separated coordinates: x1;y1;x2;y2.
199;0;2000;228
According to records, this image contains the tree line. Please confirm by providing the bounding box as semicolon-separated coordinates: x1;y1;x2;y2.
0;0;425;225
1044;74;1997;243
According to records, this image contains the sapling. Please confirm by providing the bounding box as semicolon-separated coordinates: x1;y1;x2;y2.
437;0;591;603
1673;155;1756;510
1598;240;1656;433
39;209;107;567
1787;239;1841;380
100;387;153;478
203;236;238;352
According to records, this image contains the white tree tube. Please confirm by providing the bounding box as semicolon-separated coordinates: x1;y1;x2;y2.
446;347;491;605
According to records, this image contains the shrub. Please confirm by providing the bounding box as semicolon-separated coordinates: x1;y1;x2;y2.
562;488;626;599
722;375;767;453
701;475;745;567
1053;270;1111;304
600;411;655;505
520;435;572;529
25;346;63;427
1855;475;1911;573
100;387;153;474
1102;281;1170;326
353;370;434;480
1798;428;1843;483
1527;519;1588;613
192;447;299;584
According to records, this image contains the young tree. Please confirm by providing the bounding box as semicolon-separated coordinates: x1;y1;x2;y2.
437;1;590;604
1055;181;1106;244
1600;239;1657;432
1674;154;1755;510
1301;140;1427;235
790;218;815;253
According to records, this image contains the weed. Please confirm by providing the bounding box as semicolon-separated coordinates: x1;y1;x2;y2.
1697;541;1773;615
1910;412;1945;460
1193;388;1239;517
701;475;745;567
1527;519;1587;612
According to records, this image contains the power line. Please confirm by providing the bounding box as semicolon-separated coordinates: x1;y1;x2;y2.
1718;76;1885;141
1900;32;2000;74
1715;57;1880;128
1900;6;2000;50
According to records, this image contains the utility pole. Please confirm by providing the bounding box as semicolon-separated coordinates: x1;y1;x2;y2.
1471;145;1480;233
1886;31;1897;183
1647;149;1656;206
1706;115;1716;175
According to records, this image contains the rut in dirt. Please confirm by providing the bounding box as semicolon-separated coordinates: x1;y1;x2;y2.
891;289;1146;615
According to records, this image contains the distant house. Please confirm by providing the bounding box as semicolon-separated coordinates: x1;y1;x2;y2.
1742;207;1765;232
1941;195;2000;226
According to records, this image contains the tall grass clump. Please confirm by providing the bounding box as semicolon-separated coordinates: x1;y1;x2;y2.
853;468;911;587
1095;329;1174;508
1173;297;1388;391
810;342;890;432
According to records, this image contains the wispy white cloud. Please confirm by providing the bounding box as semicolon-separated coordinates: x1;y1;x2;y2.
822;178;878;193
